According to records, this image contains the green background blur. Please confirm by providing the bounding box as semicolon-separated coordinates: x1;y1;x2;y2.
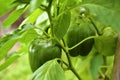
0;54;32;80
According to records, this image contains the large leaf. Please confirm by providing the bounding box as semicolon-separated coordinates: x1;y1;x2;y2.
82;0;120;11
0;52;21;71
82;0;120;32
53;11;71;39
90;53;104;80
31;59;65;80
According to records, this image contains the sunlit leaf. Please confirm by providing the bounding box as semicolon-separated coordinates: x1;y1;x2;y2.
31;59;65;80
19;24;39;44
2;8;25;27
0;0;17;16
35;12;48;25
27;9;42;24
29;0;43;12
0;24;37;60
0;52;21;71
0;34;18;61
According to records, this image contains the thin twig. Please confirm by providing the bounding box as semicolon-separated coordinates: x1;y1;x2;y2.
89;17;102;35
46;0;54;37
68;36;97;50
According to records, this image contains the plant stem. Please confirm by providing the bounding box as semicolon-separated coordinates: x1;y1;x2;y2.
62;60;69;67
46;0;54;37
55;38;82;80
70;65;81;80
65;51;81;80
89;17;102;35
55;38;72;66
65;52;81;80
62;38;67;47
34;26;50;37
68;36;97;50
46;0;81;79
62;59;81;80
103;56;107;66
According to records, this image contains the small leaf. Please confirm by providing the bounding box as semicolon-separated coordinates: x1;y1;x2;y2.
90;53;104;80
31;59;65;80
19;24;39;44
20;23;34;31
0;24;34;60
2;4;27;27
20;29;39;44
2;8;25;27
0;35;18;61
53;11;71;39
0;52;21;71
0;0;16;16
27;9;42;24
29;0;43;12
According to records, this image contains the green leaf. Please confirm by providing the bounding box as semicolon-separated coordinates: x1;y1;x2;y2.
2;8;25;27
0;34;18;61
0;24;36;60
35;12;48;25
20;29;38;44
31;59;65;80
0;52;21;71
90;53;104;80
82;0;120;11
29;0;43;12
82;0;120;32
53;11;71;39
65;56;92;80
19;24;39;44
0;0;17;16
66;0;82;9
26;9;42;24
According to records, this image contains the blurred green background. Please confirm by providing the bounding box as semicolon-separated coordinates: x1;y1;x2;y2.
0;54;32;80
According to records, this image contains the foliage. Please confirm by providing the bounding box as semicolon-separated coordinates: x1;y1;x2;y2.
0;0;120;80
0;54;32;80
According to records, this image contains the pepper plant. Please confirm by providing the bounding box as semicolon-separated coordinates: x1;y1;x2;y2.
0;0;120;80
